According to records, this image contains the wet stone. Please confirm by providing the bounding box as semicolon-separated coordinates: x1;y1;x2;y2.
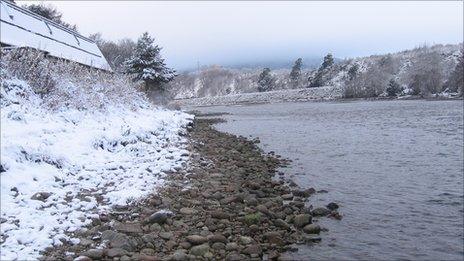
312;207;331;216
326;202;339;211
294;214;312;228
303;224;321;234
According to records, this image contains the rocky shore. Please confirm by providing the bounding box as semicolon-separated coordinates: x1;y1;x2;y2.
42;116;341;261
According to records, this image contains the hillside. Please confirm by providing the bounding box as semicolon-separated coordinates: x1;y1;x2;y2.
168;44;463;99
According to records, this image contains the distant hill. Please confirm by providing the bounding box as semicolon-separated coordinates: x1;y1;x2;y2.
168;43;463;99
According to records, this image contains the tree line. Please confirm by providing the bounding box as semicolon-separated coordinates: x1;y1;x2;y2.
257;49;463;98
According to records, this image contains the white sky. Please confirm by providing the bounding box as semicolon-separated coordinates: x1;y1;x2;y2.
22;1;464;70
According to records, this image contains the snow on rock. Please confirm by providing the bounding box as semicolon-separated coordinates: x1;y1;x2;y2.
0;78;193;260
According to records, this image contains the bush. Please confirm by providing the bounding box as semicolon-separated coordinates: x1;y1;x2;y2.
243;213;261;225
1;48;147;111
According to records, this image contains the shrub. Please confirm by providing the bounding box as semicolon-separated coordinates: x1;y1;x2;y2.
243;213;261;225
1;48;147;111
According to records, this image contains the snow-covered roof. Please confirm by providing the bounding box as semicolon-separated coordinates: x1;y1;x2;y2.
0;0;111;71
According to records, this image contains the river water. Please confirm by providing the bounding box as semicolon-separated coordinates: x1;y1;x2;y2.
196;100;464;260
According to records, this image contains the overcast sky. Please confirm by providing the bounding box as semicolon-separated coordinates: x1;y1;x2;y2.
24;1;464;70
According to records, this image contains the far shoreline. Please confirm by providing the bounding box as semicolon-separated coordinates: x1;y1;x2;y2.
172;93;463;109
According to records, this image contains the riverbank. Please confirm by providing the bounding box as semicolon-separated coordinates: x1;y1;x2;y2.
170;86;342;107
42;116;340;261
170;88;462;108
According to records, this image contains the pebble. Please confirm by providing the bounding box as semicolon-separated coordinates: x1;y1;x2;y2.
189;243;210;256
179;207;196;215
101;230;134;251
225;242;239;251
208;234;228;243
159;232;172;240
243;244;262;256
273;219;290;230
80;249;104;259
186;235;208;245
147;210;172;224
170;250;188;261
30;192;52;202
212;242;226;250
179;241;192;249
264;231;284;245
211;210;231;219
239;236;253;245
106;248;128;258
114;222;142;233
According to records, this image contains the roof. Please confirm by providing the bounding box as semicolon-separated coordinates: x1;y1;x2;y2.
0;0;111;71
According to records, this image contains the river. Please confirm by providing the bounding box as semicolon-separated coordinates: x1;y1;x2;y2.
195;99;464;260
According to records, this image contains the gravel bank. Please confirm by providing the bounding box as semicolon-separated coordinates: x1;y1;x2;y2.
41;116;341;260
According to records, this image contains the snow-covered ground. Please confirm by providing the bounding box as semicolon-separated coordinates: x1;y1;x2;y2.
171;86;341;107
0;66;192;259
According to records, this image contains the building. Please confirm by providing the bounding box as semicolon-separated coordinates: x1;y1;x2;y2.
0;0;111;71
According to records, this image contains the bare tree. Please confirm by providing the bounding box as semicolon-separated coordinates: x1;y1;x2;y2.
406;50;443;96
89;33;136;72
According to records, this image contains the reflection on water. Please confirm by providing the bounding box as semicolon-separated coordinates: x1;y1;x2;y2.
197;100;464;260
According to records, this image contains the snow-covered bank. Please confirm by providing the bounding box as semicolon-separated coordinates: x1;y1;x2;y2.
0;51;192;260
170;86;342;107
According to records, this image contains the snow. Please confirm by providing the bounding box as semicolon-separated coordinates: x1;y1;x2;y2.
172;86;341;107
0;77;193;260
0;1;111;71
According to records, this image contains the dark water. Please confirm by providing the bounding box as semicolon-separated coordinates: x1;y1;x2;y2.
196;100;464;260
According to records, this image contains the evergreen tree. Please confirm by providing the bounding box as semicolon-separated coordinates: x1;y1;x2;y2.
386;79;402;97
321;53;334;70
309;53;335;87
290;58;303;87
125;32;176;92
257;68;275;92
